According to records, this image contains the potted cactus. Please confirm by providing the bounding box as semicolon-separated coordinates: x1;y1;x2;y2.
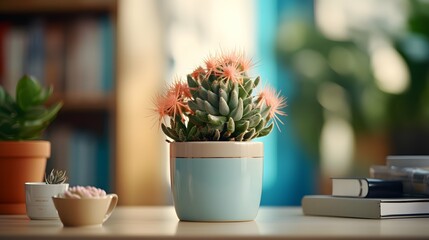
25;169;69;219
0;75;62;214
155;50;286;221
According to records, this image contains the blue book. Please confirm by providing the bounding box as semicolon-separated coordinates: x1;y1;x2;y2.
24;20;45;84
332;178;403;198
96;132;110;192
70;131;97;186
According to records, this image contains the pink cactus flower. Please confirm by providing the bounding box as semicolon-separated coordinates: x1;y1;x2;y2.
258;86;287;129
191;66;206;80
204;54;220;77
154;79;192;124
215;62;244;84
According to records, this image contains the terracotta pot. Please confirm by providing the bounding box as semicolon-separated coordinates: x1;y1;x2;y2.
0;141;50;214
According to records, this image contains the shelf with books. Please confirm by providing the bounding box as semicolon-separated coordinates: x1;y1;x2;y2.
0;1;117;192
0;14;115;93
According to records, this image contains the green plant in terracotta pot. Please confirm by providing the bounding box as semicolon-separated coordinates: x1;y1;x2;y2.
154;50;286;221
0;75;62;214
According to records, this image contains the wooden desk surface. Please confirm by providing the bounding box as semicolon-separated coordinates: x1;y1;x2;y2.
1;206;429;239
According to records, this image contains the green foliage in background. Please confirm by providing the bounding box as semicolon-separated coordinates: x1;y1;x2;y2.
276;0;429;158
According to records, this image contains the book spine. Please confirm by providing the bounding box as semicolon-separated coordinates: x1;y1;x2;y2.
24;20;45;84
69;131;94;186
0;22;10;86
44;22;65;92
302;196;382;219
96;131;110;192
100;14;114;92
365;179;403;198
4;26;26;95
332;178;403;198
65;17;103;95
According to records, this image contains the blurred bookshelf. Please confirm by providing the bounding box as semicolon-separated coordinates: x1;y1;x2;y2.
0;0;117;192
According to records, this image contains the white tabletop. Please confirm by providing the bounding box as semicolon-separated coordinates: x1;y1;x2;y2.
1;206;429;239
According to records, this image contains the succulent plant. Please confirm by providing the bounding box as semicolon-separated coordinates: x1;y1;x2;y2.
0;75;63;140
45;169;68;184
155;51;286;142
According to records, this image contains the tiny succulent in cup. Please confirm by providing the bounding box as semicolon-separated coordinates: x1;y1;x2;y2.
59;186;107;199
45;169;68;184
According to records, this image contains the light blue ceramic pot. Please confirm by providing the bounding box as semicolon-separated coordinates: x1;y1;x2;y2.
170;142;263;222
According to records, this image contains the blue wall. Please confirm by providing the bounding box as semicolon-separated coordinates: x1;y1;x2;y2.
256;0;317;206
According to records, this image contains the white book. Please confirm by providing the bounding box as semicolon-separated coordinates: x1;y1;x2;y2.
332;178;403;198
65;17;102;95
387;155;429;168
302;195;429;219
4;27;26;96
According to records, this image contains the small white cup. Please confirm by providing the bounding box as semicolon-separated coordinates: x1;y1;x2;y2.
25;182;69;220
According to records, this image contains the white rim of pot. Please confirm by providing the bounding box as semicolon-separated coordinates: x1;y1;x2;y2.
170;141;263;158
25;182;69;186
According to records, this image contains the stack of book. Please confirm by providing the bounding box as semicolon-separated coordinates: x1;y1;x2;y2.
371;155;429;196
302;156;429;219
